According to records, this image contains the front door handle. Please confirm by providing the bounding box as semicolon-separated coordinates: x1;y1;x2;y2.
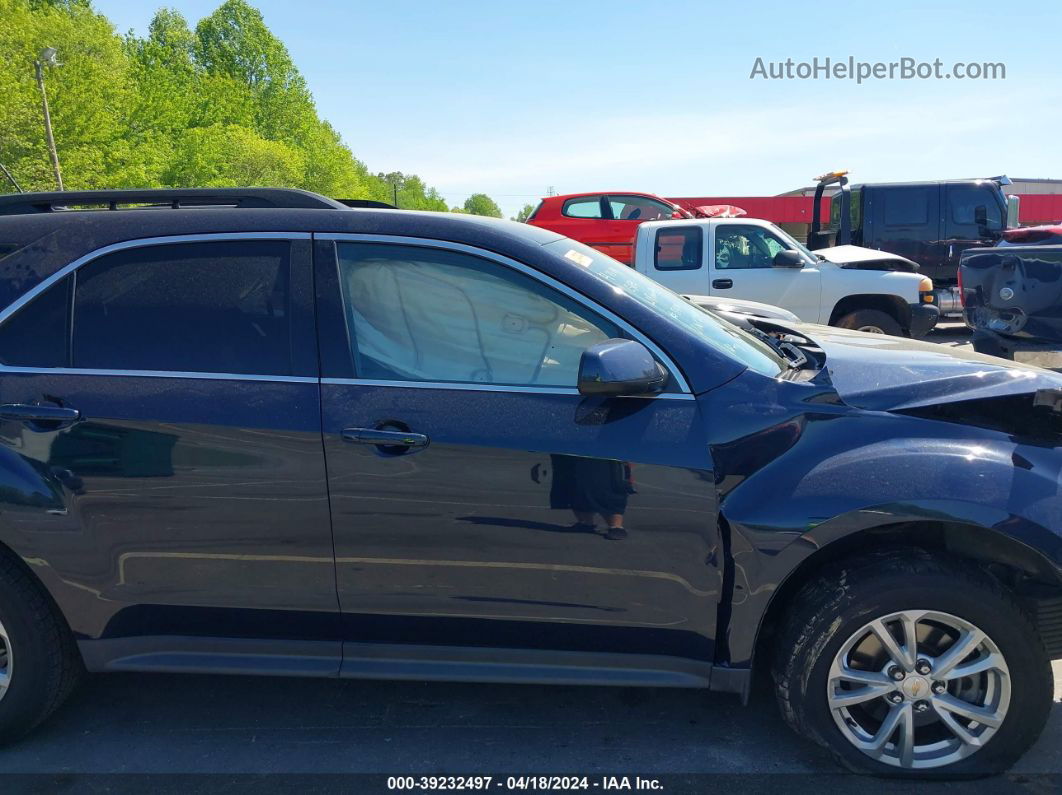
0;404;81;427
712;278;733;289
342;428;429;449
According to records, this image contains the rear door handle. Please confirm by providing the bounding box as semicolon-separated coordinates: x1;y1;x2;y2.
0;404;81;426
342;428;429;449
712;278;733;289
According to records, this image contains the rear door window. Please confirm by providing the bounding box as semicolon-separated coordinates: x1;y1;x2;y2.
0;274;72;367
71;240;293;375
562;197;605;218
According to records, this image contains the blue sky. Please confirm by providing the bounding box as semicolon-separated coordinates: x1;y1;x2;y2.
94;0;1062;217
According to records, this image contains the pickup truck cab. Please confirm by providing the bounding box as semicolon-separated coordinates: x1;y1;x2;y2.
811;172;1020;316
633;217;939;337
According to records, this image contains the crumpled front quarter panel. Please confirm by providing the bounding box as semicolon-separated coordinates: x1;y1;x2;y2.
698;369;1062;665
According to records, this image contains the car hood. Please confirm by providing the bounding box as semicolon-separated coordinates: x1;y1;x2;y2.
813;245;919;272
683;294;800;322
786;323;1062;411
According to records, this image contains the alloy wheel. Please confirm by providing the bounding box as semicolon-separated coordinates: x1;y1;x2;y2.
827;609;1010;769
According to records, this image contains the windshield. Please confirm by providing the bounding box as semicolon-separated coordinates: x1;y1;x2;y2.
543;239;785;376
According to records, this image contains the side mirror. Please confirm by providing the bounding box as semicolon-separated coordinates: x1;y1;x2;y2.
578;339;668;397
1006;195;1020;229
772;249;804;268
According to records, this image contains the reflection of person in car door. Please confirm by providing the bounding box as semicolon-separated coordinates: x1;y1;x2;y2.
549;454;632;540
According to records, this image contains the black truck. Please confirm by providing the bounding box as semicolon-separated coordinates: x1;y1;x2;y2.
810;172;1020;315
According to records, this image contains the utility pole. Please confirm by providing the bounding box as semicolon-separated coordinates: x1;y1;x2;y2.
35;48;63;192
0;162;23;194
392;181;399;208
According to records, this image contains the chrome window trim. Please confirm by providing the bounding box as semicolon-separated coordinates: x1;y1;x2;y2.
321;377;695;400
0;232;312;328
0;365;316;384
319;233;693;395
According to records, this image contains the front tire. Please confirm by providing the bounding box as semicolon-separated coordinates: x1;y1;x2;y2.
0;553;83;745
835;309;903;336
773;550;1051;778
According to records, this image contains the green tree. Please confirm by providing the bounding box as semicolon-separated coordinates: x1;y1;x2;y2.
0;0;484;211
377;171;449;211
163;124;304;187
0;0;133;190
194;0;314;144
512;203;535;222
462;193;502;217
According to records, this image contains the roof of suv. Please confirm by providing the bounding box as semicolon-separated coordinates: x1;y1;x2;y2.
0;188;564;311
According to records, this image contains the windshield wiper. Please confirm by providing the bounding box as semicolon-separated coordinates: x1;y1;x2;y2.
777;341;809;368
744;325;805;369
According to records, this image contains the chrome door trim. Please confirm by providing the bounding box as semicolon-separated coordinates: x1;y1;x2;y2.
0;232;313;327
316;233;693;394
321;377;695;400
0;365;317;384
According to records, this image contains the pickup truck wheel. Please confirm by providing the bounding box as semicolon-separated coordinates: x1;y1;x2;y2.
835;309;902;336
772;550;1051;778
0;553;83;745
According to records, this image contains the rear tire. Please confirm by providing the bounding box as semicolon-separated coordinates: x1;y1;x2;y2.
835;309;903;336
772;549;1051;778
0;552;83;745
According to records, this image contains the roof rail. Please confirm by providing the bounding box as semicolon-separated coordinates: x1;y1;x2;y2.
335;198;398;209
0;188;347;215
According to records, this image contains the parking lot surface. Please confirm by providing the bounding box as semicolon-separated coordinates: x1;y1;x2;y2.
1;662;1061;784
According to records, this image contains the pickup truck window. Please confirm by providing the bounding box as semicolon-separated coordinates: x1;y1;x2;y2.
829;187;862;233
949;186;1003;230
715;225;791;270
336;242;620;387
562;197;604;218
655;227;702;271
884;188;929;227
545;239;784;377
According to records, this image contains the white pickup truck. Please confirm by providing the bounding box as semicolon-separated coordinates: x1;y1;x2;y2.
633;218;939;337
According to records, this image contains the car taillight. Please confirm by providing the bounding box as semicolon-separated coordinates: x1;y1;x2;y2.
957;266;965;307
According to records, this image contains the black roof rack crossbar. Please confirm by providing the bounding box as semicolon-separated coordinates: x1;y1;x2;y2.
0;188;347;215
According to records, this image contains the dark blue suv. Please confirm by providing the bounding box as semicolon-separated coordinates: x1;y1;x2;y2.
1;189;1062;778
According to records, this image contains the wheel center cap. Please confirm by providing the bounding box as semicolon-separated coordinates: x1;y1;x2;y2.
901;675;930;699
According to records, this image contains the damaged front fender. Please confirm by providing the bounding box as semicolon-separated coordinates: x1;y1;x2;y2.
700;370;1062;668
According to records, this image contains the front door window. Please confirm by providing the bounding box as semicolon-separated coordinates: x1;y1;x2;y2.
715;225;790;270
335;242;619;386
